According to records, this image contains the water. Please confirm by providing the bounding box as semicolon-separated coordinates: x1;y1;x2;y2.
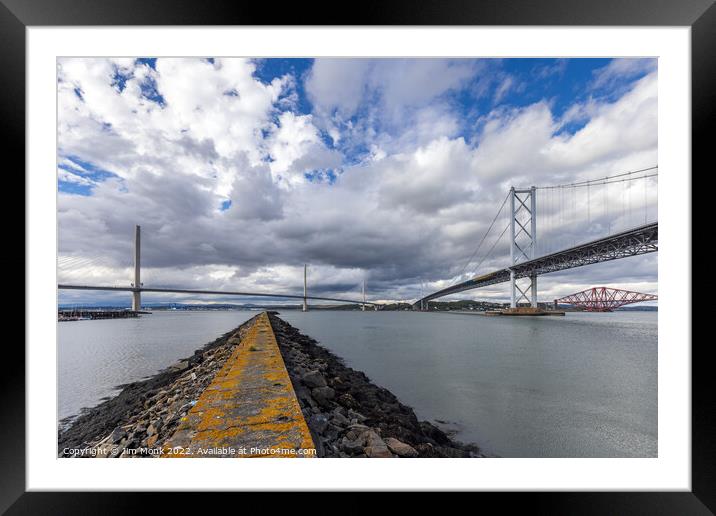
58;310;657;457
58;311;255;425
277;310;657;458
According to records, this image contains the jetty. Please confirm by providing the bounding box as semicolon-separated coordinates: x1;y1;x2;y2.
162;312;315;457
58;309;150;321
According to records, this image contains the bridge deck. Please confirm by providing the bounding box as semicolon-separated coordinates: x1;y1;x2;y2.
163;312;315;457
417;221;658;305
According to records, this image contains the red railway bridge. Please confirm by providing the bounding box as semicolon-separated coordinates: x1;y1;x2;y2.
554;287;657;312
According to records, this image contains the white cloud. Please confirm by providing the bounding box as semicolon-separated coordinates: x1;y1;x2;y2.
493;76;514;103
305;58;477;153
590;58;657;90
58;168;95;186
58;59;658;305
305;58;372;119
267;111;341;184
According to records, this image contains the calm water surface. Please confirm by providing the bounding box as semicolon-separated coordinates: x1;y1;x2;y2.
278;310;657;458
58;310;657;457
58;311;255;425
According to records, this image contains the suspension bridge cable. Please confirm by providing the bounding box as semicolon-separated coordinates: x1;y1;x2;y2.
468;221;510;278
536;174;659;191
448;192;510;286
536;165;658;190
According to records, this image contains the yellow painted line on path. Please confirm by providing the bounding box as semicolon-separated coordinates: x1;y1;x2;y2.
163;312;315;457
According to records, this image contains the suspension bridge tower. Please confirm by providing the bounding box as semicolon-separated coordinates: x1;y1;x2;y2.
509;186;538;309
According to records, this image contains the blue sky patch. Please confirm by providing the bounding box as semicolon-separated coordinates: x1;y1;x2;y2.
253;58;313;115
58;156;120;196
139;74;166;107
135;57;157;70
304;169;338;184
112;67;132;92
58;181;93;196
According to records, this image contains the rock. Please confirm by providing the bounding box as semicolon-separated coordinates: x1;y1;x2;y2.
324;423;342;441
308;413;329;434
339;437;364;455
384;437;418;458
337;393;358;409
361;430;384;448
302;370;327;388
147;419;162;437
311;386;335;406
364;445;393;458
295;386;318;409
347;409;367;422
331;409;350;427
419;421;451;445
110;427;126;444
345;424;370;441
171;361;189;372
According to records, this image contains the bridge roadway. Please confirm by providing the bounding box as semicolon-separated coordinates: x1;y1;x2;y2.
162;312;315;457
57;284;379;306
416;221;658;305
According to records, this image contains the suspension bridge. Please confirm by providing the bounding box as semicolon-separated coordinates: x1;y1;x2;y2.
414;166;658;312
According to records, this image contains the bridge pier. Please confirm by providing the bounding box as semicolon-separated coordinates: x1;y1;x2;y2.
509;270;516;308
302;264;308;312
131;225;141;311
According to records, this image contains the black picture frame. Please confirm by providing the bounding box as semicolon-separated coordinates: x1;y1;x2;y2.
3;0;709;512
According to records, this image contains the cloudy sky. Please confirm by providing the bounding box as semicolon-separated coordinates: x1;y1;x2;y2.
57;57;658;306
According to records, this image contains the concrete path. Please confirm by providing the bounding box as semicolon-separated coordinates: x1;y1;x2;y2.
163;312;315;457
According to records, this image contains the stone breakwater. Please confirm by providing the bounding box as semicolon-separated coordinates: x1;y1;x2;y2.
59;312;483;458
58;317;257;457
268;313;482;458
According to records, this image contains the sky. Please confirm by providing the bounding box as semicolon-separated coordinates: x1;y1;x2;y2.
57;57;658;306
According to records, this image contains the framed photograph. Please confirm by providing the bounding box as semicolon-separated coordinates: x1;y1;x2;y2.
6;0;710;511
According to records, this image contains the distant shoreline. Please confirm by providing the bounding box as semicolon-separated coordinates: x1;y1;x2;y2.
58;304;657;312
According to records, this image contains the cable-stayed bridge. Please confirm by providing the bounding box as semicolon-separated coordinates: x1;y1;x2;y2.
414;166;658;310
58;228;376;311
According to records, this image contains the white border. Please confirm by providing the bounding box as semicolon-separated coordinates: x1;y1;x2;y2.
27;27;691;491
